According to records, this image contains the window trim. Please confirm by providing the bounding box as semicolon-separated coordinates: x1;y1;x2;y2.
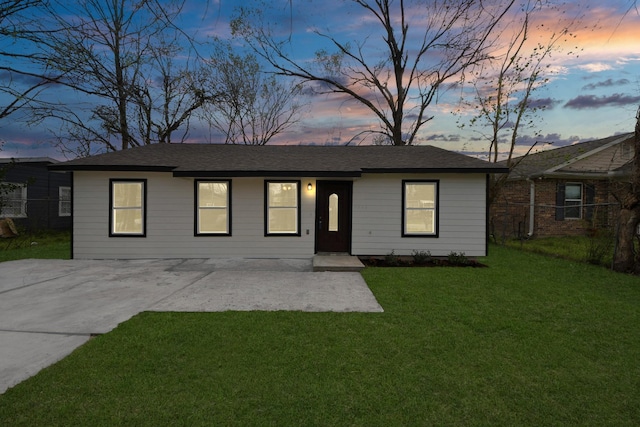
564;182;583;220
59;186;72;217
194;180;232;236
264;180;301;236
0;183;27;218
402;180;439;238
109;179;147;237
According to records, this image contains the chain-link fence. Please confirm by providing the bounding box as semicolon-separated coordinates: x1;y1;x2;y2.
490;200;621;243
490;200;624;267
0;195;71;235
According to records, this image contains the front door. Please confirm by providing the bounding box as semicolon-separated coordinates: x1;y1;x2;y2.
315;181;352;253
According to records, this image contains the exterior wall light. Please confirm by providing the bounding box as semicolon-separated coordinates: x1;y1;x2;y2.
307;183;313;191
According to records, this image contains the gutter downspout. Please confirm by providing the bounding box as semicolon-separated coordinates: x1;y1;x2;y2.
527;178;535;237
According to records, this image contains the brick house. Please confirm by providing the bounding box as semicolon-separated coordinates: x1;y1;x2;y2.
491;133;634;239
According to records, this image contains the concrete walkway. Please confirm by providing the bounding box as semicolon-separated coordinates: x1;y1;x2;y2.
0;258;382;394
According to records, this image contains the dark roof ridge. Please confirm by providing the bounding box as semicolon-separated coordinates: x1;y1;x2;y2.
504;133;634;179
50;143;508;174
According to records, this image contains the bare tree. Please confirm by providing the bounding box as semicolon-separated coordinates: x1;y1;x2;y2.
131;38;216;146
201;41;304;145
458;0;582;202
27;0;212;156
0;0;54;203
611;107;640;273
0;0;53;121
607;0;640;273
232;0;516;146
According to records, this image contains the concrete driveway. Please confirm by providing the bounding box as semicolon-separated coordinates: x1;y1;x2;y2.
0;258;382;394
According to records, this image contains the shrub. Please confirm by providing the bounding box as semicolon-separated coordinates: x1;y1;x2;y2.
585;229;614;266
447;251;470;266
412;250;432;264
384;250;400;266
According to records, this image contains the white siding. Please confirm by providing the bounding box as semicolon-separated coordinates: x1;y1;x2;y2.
72;171;488;259
73;172;317;259
351;174;488;257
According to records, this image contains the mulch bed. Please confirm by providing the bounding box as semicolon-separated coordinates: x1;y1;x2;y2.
359;257;487;268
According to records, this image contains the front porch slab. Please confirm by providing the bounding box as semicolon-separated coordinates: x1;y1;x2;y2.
313;254;365;272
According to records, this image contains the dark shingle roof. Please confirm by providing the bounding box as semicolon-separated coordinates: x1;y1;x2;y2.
503;133;634;180
50;144;506;176
0;157;59;164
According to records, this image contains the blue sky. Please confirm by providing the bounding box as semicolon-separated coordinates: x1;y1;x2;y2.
1;0;639;160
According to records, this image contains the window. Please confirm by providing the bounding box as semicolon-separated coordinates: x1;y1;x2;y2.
59;186;71;217
265;181;300;235
196;180;231;235
110;179;146;236
403;180;438;237
564;183;582;219
0;183;27;218
328;193;339;232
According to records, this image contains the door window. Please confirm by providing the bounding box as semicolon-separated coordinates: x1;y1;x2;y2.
329;193;338;231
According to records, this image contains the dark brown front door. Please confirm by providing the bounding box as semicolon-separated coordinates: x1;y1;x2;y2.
316;181;352;253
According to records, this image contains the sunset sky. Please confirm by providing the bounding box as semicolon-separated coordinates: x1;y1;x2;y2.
1;0;639;160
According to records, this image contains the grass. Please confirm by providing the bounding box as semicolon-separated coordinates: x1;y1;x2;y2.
1;246;639;425
503;233;616;267
0;230;70;262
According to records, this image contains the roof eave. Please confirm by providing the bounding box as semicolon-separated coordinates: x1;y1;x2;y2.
49;166;507;175
523;171;628;180
48;164;176;172
542;134;634;175
0;157;60;164
361;167;509;174
172;170;363;178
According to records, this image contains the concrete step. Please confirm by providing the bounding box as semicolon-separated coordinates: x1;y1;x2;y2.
312;254;365;272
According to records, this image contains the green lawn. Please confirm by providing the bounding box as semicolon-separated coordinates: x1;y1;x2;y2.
0;230;70;262
503;234;615;267
1;246;639;426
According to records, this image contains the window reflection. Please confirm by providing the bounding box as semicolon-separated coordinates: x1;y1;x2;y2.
329;193;338;231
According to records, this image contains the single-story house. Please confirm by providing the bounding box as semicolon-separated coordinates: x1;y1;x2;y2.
0;157;72;232
50;144;507;259
491;133;634;239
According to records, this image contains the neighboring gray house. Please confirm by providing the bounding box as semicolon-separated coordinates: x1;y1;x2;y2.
0;157;72;232
51;144;507;259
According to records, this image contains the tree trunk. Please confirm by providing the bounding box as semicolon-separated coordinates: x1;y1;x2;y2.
612;106;640;273
613;208;639;273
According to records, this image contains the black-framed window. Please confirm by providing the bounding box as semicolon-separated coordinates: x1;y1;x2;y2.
564;183;582;219
195;180;231;235
402;180;439;237
109;179;146;237
265;180;300;236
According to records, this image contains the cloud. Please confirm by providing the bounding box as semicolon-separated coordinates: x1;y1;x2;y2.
0;139;61;159
576;63;614;73
0;71;50;87
616;56;640;66
458;133;581;160
564;93;640;109
421;134;461;143
526;98;562;110
513;133;581;148
581;78;630;90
